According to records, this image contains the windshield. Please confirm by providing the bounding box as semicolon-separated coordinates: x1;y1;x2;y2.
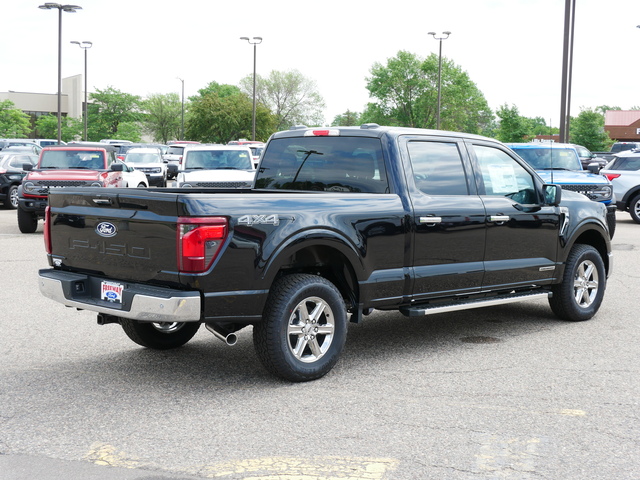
184;150;253;170
512;147;581;170
39;150;105;169
125;152;162;164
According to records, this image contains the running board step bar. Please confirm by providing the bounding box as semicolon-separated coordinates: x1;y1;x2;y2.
400;291;551;317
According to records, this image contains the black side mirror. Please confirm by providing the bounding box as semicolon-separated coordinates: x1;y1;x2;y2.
543;184;561;206
110;163;124;171
167;164;178;175
587;163;600;174
23;163;33;171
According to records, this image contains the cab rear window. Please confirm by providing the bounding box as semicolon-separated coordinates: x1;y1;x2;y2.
255;137;389;193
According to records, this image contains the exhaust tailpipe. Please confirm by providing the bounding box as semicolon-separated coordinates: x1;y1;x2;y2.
205;323;238;346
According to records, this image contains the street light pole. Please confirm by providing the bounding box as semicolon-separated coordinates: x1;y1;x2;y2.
39;3;82;145
71;40;92;141
428;31;451;130
240;36;262;141
177;77;184;141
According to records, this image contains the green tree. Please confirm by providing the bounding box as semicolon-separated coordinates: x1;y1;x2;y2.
88;86;143;141
143;93;183;143
332;110;362;126
186;82;275;143
365;50;492;134
0;100;32;137
570;108;612;151
240;70;325;130
495;104;532;142
34;114;82;142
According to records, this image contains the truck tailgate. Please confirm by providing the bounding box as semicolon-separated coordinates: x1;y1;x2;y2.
47;188;182;284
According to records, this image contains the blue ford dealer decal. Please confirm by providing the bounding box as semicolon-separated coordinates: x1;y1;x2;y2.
96;222;117;237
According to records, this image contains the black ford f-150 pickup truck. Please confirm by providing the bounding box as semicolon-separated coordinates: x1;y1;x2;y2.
38;125;612;381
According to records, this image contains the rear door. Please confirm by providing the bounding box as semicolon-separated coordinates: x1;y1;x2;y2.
403;136;486;301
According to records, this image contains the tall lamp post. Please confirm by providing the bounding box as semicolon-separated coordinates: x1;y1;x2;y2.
70;40;92;141
177;77;184;141
38;3;82;145
240;36;262;141
428;31;451;130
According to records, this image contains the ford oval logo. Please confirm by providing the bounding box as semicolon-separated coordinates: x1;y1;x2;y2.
96;222;117;237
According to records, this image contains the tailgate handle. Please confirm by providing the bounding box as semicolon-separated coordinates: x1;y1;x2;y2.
93;198;112;205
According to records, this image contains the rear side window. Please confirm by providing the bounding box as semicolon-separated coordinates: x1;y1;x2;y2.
609;156;640;171
407;141;469;195
255;137;389;193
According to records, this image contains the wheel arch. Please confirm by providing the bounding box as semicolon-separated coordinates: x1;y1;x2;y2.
563;226;611;277
621;185;640;208
262;230;364;312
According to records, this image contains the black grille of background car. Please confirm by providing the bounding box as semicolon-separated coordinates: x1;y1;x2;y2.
195;181;250;188
36;180;90;187
560;184;600;200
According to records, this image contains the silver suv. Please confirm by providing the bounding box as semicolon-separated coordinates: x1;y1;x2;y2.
601;150;640;223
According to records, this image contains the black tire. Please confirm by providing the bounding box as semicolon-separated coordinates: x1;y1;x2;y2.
17;206;38;233
3;185;18;209
606;210;616;239
137;182;147;188
120;319;200;349
629;194;640;224
549;244;606;321
253;274;348;382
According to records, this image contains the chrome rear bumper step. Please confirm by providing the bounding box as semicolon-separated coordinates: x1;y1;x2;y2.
400;291;550;317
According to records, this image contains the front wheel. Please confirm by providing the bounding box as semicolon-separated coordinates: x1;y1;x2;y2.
549;244;606;321
253;274;348;382
17;206;38;233
120;319;200;349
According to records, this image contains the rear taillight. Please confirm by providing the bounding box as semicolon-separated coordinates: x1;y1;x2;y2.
177;217;227;273
44;206;52;254
603;173;620;181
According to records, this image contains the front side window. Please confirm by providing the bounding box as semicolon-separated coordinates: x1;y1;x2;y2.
407;141;469;195
474;145;536;204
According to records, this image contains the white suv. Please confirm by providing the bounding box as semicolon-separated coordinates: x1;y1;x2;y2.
601;150;640;223
176;145;255;189
124;147;167;187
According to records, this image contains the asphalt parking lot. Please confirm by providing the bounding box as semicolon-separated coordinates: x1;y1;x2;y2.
1;208;638;480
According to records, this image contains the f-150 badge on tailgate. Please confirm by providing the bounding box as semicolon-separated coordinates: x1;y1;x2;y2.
96;222;117;237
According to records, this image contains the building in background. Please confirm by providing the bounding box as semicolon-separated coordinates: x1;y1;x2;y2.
0;75;83;137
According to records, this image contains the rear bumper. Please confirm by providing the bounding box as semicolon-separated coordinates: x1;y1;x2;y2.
38;269;201;322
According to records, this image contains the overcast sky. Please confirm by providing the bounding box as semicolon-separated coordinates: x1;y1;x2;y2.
3;0;639;128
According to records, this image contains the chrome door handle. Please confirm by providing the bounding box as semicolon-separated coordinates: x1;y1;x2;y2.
490;215;510;223
420;216;442;225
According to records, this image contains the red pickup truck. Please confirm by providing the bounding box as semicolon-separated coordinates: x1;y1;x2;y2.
17;144;125;233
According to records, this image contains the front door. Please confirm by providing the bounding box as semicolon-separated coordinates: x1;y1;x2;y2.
469;142;560;290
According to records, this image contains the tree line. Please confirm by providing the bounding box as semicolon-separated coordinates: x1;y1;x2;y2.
0;50;634;151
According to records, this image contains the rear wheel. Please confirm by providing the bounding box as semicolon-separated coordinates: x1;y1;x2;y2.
120;319;200;349
549;244;606;321
629;194;640;224
253;274;348;382
17;206;38;233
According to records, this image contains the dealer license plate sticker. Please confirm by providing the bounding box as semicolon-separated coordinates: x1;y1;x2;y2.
101;281;123;303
